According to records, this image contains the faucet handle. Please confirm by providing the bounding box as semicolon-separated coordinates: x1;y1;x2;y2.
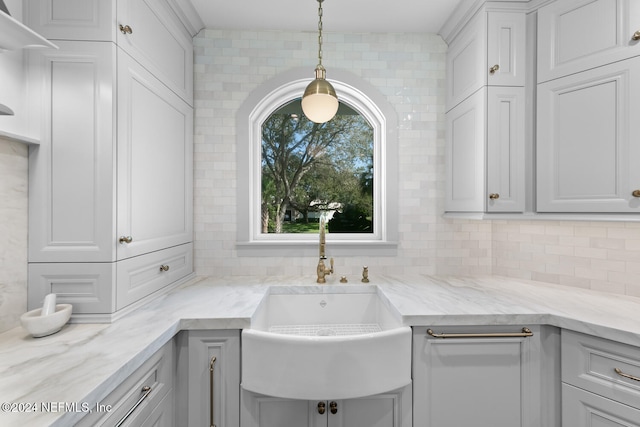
329;257;334;274
362;266;370;283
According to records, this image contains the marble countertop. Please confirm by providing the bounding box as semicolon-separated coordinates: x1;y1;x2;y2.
2;274;640;426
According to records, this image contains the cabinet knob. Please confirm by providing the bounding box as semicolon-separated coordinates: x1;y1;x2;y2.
633;30;640;41
317;402;326;415
119;24;133;35
118;235;133;244
159;265;170;272
632;190;640;197
329;401;338;414
489;64;500;75
489;193;500;200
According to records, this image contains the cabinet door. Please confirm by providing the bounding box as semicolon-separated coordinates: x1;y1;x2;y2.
185;331;240;427
28;41;117;263
446;10;486;111
330;387;411;427
25;0;116;42
537;56;640;212
117;0;193;104
562;384;640;427
413;326;539;427
487;12;526;87
116;51;193;260
538;0;640;83
240;392;316;427
487;86;525;212
445;88;486;212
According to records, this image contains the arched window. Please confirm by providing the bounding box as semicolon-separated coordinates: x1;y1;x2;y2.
237;69;398;257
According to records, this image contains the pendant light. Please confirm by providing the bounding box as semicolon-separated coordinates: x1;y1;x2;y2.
301;0;338;124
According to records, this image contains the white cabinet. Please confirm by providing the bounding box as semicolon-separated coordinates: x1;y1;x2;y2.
537;44;640;212
445;8;526;213
24;0;193;103
76;339;175;427
446;86;525;213
537;0;640;84
26;0;194;320
412;325;552;427
240;387;411;427
561;330;640;426
175;330;241;427
116;51;193;260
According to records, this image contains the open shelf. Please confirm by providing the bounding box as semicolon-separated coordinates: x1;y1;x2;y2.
0;10;57;51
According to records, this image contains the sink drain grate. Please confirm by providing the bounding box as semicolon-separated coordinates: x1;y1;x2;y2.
269;323;382;336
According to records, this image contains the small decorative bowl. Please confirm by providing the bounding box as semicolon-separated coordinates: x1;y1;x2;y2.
20;304;72;338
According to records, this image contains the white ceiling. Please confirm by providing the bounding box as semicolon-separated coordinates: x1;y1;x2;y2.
188;0;464;34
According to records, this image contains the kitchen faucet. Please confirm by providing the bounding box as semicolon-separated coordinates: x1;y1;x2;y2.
317;218;333;283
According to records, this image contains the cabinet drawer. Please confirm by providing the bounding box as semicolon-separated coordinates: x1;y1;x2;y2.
562;330;640;410
562;383;640;427
116;243;192;310
77;340;174;427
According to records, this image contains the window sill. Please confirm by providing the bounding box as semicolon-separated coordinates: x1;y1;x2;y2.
236;240;398;257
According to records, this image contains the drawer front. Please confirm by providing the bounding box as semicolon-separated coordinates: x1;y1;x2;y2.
77;340;174;427
562;330;640;409
28;262;116;314
116;243;192;310
562;383;640;427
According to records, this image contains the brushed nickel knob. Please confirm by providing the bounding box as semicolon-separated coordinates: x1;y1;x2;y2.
489;193;500;200
119;24;133;35
119;235;133;244
632;190;640;197
489;64;500;74
317;402;326;415
159;265;170;272
633;30;640;41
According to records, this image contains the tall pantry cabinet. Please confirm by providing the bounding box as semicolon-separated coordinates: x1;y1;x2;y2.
25;0;194;321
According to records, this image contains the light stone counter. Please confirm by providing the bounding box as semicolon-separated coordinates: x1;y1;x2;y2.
1;274;640;426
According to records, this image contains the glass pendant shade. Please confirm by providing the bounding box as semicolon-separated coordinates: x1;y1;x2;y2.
301;66;338;123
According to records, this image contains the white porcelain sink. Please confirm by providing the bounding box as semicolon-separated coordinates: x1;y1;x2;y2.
241;286;411;400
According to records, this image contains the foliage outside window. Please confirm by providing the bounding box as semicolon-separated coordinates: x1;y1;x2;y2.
261;99;374;235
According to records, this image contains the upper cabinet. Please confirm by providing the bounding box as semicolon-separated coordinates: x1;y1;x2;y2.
536;0;640;213
446;9;525;111
537;0;640;84
445;0;640;218
445;7;526;213
24;0;193;105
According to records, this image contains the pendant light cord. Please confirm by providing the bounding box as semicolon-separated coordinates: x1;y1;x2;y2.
317;0;324;67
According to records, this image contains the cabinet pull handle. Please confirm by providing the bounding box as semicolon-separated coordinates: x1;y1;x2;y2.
426;327;533;339
159;264;170;272
119;24;133;35
119;235;133;244
614;367;640;382
632;190;640;197
489;64;500;74
633;30;640;41
114;386;152;427
489;193;500;200
329;401;338;414
317;401;326;415
210;356;217;427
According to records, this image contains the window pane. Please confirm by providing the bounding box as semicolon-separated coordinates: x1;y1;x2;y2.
261;98;374;234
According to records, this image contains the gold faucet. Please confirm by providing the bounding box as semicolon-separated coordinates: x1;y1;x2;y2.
317;218;334;283
317;256;334;283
